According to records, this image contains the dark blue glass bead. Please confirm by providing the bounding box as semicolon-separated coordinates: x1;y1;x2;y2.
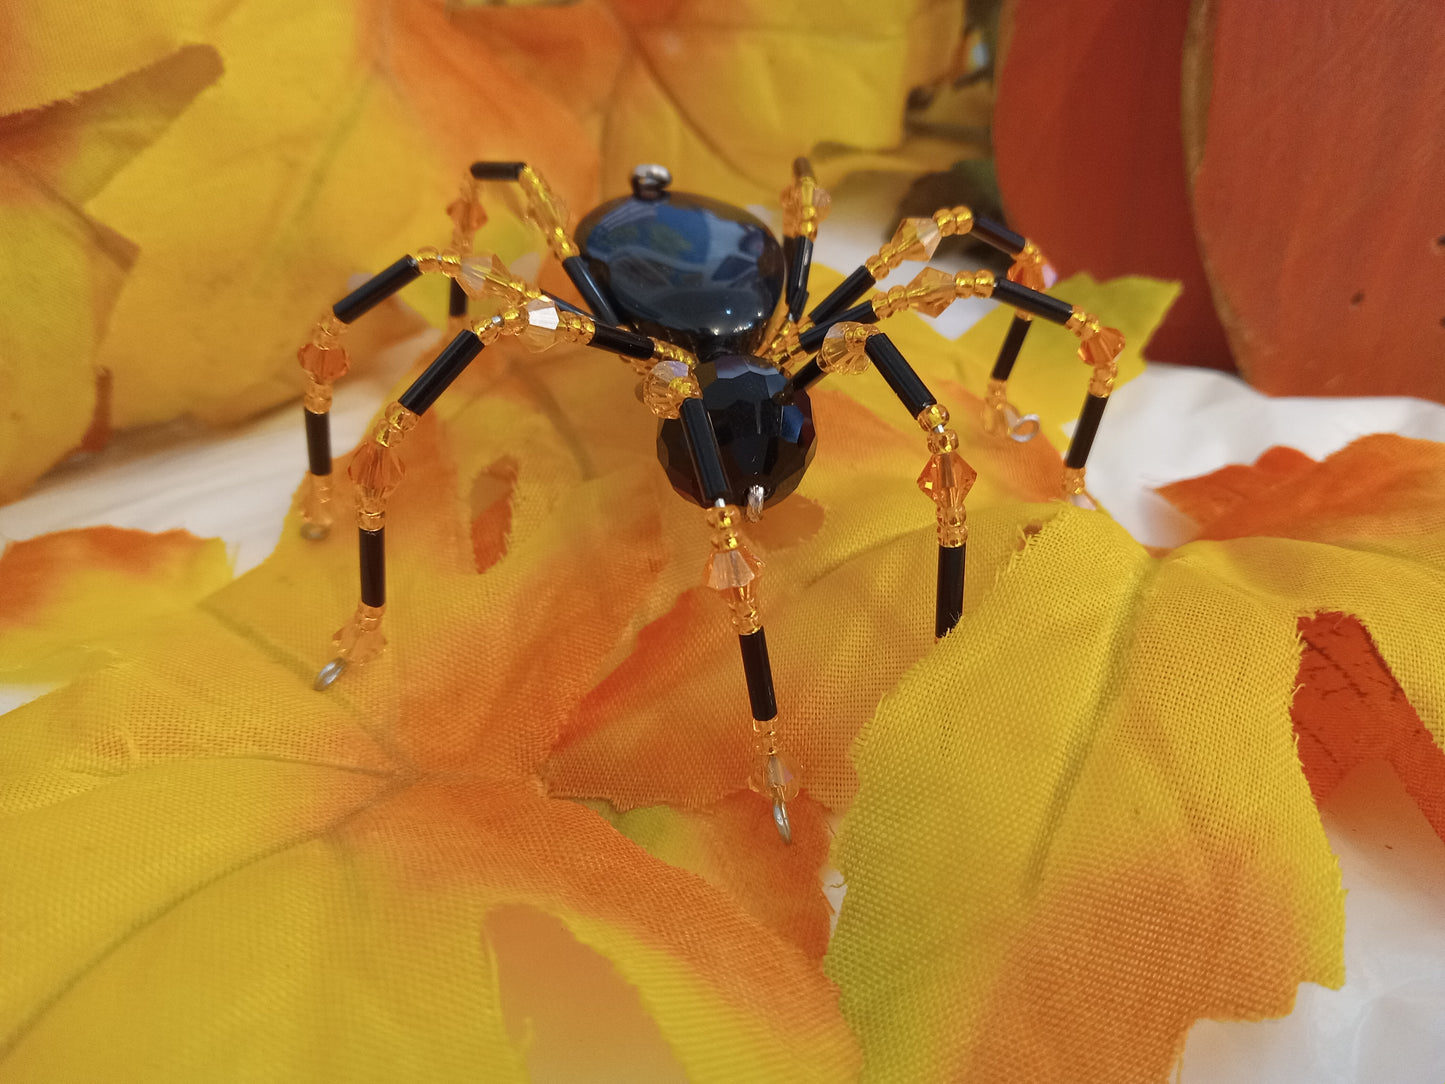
657;355;816;508
577;192;785;360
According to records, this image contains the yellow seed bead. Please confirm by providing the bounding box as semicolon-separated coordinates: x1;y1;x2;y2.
926;426;960;454
917;403;950;431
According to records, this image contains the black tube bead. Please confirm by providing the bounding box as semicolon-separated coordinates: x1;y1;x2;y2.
738;629;779;722
589;322;656;360
359;528;385;607
562;255;622;326
991;279;1074;325
936;544;965;639
1065;393;1109;470
469;161;527;180
303;408;332;477
397;330;485;415
678;397;730;504
798;300;878;355
970;215;1027;257
790;359;823;394
784;236;813;321
864;334;935;419
990;314;1034;382
448;278;468;318
332;256;422;325
808;265;876;326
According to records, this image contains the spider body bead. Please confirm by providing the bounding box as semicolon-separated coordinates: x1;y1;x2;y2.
576;173;815;509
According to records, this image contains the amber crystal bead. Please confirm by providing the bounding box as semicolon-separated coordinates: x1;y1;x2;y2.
704;544;762;592
890;217;944;262
818;323;871;375
917;449;977;509
298;341;350;384
456;252;512;299
349;441;404;512
643;359;698;418
1079;325;1126;369
1008;245;1048;292
906;266;957;317
332;602;386;663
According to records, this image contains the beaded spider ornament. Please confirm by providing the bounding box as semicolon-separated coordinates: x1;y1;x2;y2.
293;158;1125;841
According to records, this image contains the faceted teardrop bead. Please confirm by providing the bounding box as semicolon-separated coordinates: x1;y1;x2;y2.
456;252;507;299
917;451;977;509
519;297;562;351
703;543;762;591
1079;326;1126;368
298;341;350;383
747;750;799;802
907;266;957;317
891;216;943;262
348;441;405;501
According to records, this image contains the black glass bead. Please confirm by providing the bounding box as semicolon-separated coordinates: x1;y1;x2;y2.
657;355;816;508
577;192;784;359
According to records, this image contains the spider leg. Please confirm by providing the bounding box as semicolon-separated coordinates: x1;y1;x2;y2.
669;395;797;842
297;170;489;540
778;156;830;321
315;304;693;689
790;322;974;639
787;267;1124;502
769;205;1054;442
469;161;622;325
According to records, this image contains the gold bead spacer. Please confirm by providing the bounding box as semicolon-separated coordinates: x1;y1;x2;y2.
916;403;950;431
926;426;960;454
1061;465;1087;497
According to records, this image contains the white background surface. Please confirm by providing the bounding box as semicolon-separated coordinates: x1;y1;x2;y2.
2;175;1443;1081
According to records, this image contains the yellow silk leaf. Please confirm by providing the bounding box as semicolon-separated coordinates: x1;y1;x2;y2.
0;49;219;501
827;491;1445;1081
0;0;230;114
463;0;966;207
0;527;232;684
0;400;859;1080
84;0;590;432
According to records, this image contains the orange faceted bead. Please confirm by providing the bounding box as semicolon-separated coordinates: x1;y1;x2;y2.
1079;326;1126;369
917;451;977;509
891;216;944;262
348;441;405;502
298;341;350;383
906;266;957;317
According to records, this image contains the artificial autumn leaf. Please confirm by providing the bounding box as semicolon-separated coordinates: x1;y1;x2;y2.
0;526;231;684
993;0;1233;371
0;404;859;1080
828;435;1445;1082
463;0;969;207
1158;435;1445;841
86;0;596;435
1184;0;1445;400
0;47;220;501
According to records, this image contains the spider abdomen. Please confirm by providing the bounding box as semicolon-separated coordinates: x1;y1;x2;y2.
658;355;816;509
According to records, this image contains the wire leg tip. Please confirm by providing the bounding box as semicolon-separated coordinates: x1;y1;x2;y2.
772;800;793;844
313;658;348;690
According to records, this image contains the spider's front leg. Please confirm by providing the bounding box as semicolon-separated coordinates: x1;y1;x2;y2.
647;375;798;842
793;323;975;640
314;299;689;690
294;170;490;540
